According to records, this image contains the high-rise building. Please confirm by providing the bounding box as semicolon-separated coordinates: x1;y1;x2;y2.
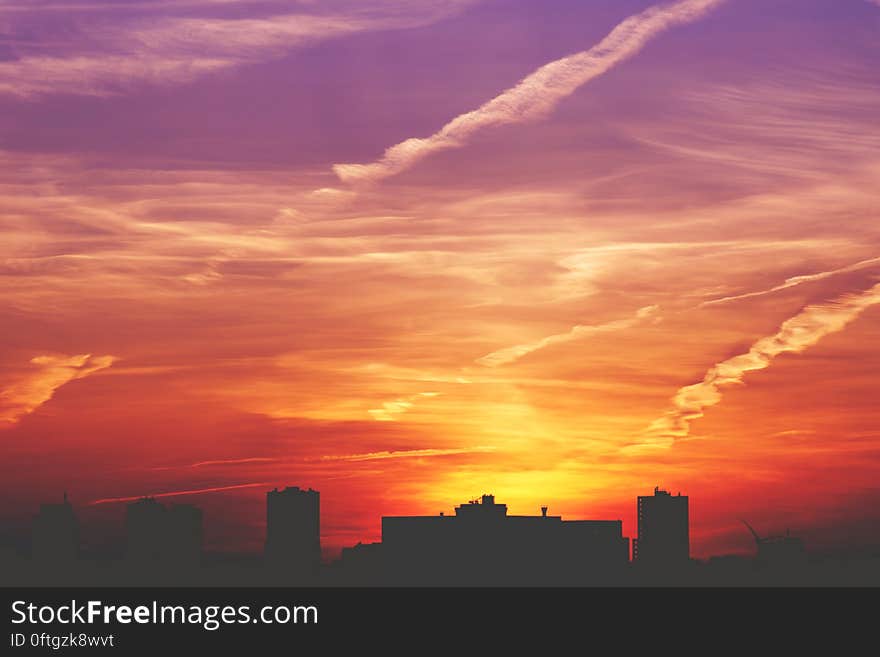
264;486;320;572
126;497;168;563
166;504;203;565
633;487;689;567
125;498;203;565
32;492;79;564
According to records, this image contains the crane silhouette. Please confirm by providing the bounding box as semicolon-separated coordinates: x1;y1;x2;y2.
741;520;796;544
741;520;805;567
741;519;765;545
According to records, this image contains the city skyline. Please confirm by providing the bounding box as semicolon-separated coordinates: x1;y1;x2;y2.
0;484;818;565
2;0;880;564
0;479;843;563
6;484;875;587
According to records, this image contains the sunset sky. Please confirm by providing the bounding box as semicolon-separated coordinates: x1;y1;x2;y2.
2;0;879;560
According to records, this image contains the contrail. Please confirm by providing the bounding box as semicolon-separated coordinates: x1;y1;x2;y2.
633;282;880;450
476;305;659;367
148;457;278;471
89;482;270;505
701;255;880;307
319;446;496;462
333;0;727;184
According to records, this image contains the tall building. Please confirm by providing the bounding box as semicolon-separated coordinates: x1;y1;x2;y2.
264;486;320;572
126;497;167;563
381;494;629;584
125;498;203;565
166;504;203;565
32;492;79;564
633;487;689;567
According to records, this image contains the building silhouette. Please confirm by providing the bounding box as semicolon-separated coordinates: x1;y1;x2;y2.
340;541;382;566
264;486;320;574
166;504;204;565
13;486;880;587
633;487;689;568
32;492;79;564
335;541;383;584
382;494;629;584
126;498;166;563
126;498;203;566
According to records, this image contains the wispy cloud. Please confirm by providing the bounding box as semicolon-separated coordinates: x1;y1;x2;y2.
0;15;379;98
636;283;880;450
368;391;440;421
0;2;476;98
0;1;294;10
333;0;726;184
0;55;232;98
770;429;816;438
476;305;659;367
319;446;495;462
89;482;269;505
0;353;116;426
701;255;880;306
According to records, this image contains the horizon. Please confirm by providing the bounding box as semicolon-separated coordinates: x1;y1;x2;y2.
2;484;874;564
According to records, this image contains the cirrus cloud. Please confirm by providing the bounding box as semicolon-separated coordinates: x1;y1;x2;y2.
0;353;117;426
0;1;479;98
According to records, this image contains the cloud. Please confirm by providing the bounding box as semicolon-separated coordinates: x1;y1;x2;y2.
770;429;816;438
701;255;880;306
0;15;376;98
637;282;880;450
89;482;269;505
0;2;476;98
476;305;659;367
368;391;440;421
319;446;495;462
0;353;116;426
0;1;255;10
637;71;880;187
333;0;726;184
0;55;234;99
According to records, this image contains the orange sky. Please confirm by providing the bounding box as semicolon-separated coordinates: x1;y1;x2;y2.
1;0;880;559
